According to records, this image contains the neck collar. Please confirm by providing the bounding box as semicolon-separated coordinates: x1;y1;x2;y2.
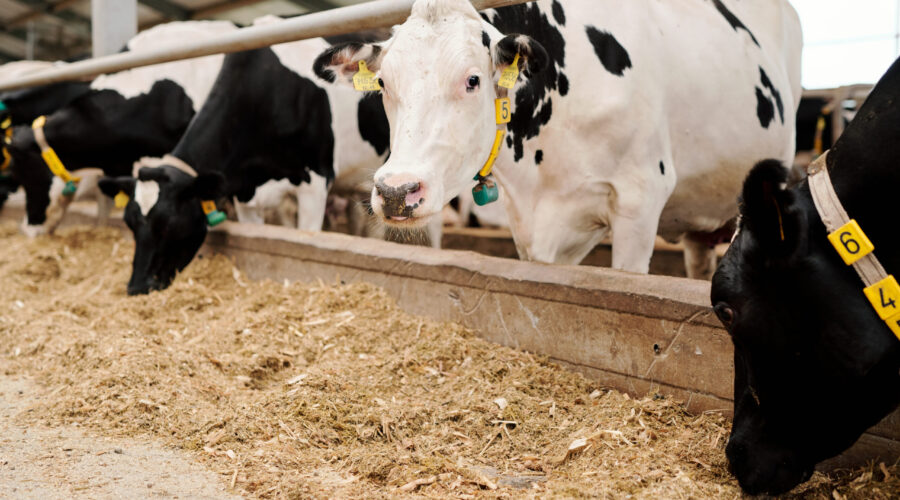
808;152;900;340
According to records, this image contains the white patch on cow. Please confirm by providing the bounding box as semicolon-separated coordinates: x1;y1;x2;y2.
20;220;46;238
134;180;160;216
90;21;236;111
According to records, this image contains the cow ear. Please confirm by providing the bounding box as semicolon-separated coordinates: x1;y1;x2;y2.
313;41;384;86
739;160;807;259
492;34;549;82
98;177;136;198
189;173;224;200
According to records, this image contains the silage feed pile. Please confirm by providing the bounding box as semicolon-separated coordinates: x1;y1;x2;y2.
0;222;898;499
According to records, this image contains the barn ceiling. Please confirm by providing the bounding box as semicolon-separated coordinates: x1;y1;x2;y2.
0;0;367;63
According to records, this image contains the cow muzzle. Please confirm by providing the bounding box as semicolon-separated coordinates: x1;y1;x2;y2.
374;173;427;221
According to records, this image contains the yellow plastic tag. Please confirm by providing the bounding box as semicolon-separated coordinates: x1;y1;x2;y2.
885;311;900;342
201;200;217;215
32;115;45;129
0;117;10;129
864;275;900;320
495;97;511;124
478;129;506;178
352;61;381;92
1;147;10;171
4;127;11;144
498;53;520;89
114;191;129;208
827;219;874;265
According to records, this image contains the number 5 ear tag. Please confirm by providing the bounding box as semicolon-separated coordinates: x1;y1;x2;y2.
353;61;382;92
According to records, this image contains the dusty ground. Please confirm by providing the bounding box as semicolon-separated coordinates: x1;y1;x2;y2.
0;222;899;499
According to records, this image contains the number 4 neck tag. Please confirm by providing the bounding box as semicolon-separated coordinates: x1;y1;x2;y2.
353;61;381;92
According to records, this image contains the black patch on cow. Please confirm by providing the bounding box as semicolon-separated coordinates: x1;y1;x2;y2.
755;87;775;128
585;27;632;77
711;0;760;47
759;67;784;124
482;30;491;49
535;149;543;164
485;3;566;162
659;161;665;175
558;73;569;96
506;135;513;148
358;93;390;156
174;47;337;202
551;0;566;26
0;81;92;127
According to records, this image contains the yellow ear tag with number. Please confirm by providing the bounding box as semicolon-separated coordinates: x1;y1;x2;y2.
498;53;520;89
352;61;381;92
114;191;129;208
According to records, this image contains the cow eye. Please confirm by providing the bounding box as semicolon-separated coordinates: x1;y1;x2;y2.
466;75;480;92
714;302;735;327
378;78;384;88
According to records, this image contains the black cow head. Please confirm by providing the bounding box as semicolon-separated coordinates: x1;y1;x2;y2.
711;160;900;495
100;165;223;295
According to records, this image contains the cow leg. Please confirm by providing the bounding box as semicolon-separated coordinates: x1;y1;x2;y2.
233;197;265;225
682;235;717;280
527;194;609;265
296;172;328;232
426;216;442;248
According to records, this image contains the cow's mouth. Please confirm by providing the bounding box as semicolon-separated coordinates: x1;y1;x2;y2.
382;213;431;228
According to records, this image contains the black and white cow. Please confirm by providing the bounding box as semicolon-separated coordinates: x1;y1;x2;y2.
314;0;802;279
711;57;900;495
7;20;235;236
0;61;93;206
99;19;389;295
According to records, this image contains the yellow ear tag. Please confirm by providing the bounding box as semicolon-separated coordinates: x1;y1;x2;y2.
1;117;10;129
201;200;217;215
114;191;129;208
352;61;381;92
498;53;521;89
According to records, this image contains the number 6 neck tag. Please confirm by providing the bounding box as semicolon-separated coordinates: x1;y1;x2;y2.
827;219;874;265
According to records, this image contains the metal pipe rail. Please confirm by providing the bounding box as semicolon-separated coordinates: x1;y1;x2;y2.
0;0;532;92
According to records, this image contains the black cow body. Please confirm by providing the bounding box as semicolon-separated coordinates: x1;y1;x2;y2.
711;57;900;495
100;36;388;295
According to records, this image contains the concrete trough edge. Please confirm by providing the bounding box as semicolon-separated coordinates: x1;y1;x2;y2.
1;203;897;468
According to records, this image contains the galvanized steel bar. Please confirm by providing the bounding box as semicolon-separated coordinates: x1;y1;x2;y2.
0;0;532;92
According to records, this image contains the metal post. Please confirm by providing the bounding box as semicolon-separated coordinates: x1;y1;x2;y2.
92;0;137;57
25;21;36;60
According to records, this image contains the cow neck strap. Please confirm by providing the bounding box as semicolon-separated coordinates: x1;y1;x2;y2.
808;152;900;340
32;116;80;196
1;124;11;174
144;154;225;227
472;86;511;206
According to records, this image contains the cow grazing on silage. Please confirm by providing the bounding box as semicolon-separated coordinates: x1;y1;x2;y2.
99;20;390;295
314;0;802;279
711;57;900;495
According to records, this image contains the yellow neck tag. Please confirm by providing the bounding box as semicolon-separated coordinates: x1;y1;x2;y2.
498;53;520;89
42;148;78;183
114;191;129;208
1;117;10;130
4;127;11;144
32;115;45;129
495;97;511;124
201;200;217;215
478;129;506;178
352;61;381;92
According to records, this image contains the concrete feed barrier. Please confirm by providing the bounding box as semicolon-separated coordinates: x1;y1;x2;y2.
1;202;897;468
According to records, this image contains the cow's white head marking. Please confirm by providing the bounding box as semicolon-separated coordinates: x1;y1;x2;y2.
134;179;160;216
313;0;548;228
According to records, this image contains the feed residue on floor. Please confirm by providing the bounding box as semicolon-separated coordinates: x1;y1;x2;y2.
0;222;897;499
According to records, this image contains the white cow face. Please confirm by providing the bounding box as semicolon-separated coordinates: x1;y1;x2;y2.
313;0;547;228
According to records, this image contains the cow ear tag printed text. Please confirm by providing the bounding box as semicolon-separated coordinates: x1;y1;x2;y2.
498;53;520;89
353;61;381;92
201;200;226;226
114;191;130;209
